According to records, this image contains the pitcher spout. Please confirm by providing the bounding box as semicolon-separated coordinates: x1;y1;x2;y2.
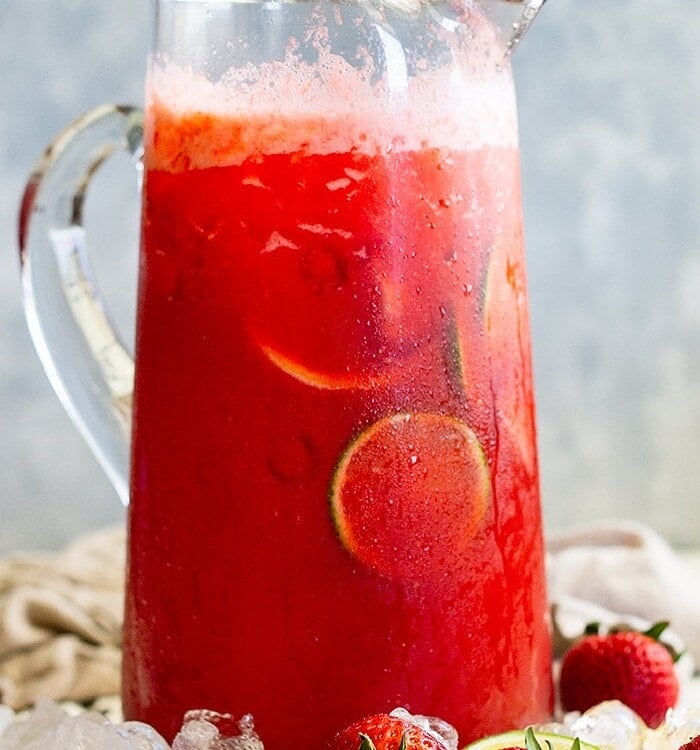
480;0;548;57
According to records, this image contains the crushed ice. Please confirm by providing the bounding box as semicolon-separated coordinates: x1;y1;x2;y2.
539;701;700;750
0;701;261;750
4;700;700;750
0;698;169;750
173;711;263;750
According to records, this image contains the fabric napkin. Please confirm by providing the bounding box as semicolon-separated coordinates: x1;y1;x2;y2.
1;519;700;711
547;520;700;665
0;527;124;710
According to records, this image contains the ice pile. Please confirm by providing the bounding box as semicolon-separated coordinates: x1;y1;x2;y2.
540;701;700;750
0;700;263;750
4;700;700;750
0;698;169;750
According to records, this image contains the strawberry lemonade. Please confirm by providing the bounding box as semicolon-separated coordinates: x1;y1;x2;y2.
123;21;552;750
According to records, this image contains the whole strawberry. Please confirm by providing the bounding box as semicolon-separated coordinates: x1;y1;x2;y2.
329;713;448;750
559;622;680;728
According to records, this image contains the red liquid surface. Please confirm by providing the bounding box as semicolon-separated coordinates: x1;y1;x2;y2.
123;103;553;748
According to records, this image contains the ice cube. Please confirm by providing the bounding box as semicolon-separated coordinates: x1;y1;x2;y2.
0;698;169;750
52;712;133;750
114;722;171;750
646;707;700;750
563;701;647;750
0;697;70;749
389;707;458;750
172;719;220;750
172;711;263;750
535;722;575;736
223;714;264;750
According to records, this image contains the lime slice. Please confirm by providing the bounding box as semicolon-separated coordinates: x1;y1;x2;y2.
330;412;491;582
481;235;537;476
260;344;390;391
466;730;599;750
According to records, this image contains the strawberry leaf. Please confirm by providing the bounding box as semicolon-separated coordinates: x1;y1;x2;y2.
642;621;685;663
359;733;378;750
663;641;686;664
643;621;670;641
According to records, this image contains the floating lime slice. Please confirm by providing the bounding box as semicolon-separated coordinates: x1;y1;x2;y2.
330;412;491;581
260;343;390;391
480;236;537;476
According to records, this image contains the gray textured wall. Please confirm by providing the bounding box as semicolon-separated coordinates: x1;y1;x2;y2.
2;0;699;553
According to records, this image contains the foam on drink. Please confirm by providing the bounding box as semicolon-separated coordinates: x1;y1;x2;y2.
146;32;518;172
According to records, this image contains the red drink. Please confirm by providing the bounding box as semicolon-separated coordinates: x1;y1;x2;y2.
123;51;552;749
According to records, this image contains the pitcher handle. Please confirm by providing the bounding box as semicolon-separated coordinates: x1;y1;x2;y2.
18;105;144;506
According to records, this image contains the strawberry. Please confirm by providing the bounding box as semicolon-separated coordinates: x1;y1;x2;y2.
329;713;449;750
559;621;680;728
678;738;700;750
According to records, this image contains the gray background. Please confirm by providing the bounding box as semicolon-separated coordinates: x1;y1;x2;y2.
2;0;699;553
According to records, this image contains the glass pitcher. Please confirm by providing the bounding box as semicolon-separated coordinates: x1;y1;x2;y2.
19;0;552;746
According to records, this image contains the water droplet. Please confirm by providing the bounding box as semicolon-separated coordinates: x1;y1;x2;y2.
298;223;352;239
344;168;366;181
495;190;505;214
243;176;264;189
268;434;316;483
262;232;298;253
326;177;352;191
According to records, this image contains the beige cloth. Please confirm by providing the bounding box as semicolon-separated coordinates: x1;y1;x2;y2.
548;520;700;666
0;527;124;710
1;519;700;712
